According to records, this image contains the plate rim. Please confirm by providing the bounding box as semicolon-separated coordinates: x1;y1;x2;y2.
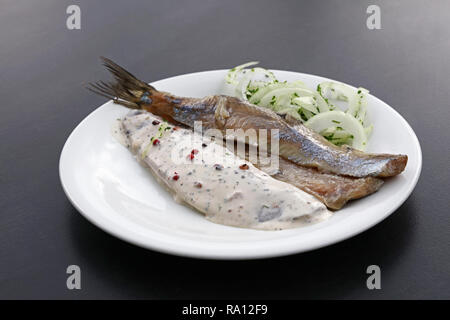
59;69;423;260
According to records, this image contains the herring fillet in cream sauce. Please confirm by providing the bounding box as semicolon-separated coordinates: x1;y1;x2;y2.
115;110;331;230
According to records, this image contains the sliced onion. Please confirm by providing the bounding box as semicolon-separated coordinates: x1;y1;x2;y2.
292;96;318;113
235;67;276;99
318;82;370;125
318;82;353;102
225;63;373;150
248;81;307;104
348;87;369;125
305;110;368;150
225;61;260;85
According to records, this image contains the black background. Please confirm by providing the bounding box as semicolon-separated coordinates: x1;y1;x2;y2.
0;0;449;299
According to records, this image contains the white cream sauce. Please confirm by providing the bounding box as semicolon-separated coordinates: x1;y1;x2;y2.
115;110;331;230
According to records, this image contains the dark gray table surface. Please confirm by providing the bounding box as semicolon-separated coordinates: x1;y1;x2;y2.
0;0;449;299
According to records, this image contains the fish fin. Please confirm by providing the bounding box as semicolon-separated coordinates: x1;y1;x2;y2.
86;57;157;109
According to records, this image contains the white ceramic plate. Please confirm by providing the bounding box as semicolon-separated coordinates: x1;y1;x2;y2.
59;70;422;260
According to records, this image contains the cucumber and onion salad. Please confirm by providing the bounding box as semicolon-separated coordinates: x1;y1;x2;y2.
225;62;373;150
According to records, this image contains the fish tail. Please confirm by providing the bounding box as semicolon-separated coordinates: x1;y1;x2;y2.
86;57;158;109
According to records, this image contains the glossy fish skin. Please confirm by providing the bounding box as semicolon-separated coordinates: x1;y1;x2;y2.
88;58;408;178
229;142;384;210
145;94;407;178
260;158;384;210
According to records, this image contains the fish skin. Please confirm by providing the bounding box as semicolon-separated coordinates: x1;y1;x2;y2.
227;141;384;210
260;158;384;210
88;57;408;178
135;94;407;178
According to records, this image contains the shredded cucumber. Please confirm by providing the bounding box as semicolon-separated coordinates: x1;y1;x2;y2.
225;63;373;150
